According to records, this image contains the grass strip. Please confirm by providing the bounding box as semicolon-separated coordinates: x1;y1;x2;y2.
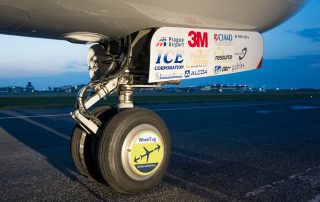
0;91;319;109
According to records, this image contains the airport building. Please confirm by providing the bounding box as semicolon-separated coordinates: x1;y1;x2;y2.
26;82;35;93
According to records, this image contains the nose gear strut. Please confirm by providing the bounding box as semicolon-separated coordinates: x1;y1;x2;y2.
71;30;160;134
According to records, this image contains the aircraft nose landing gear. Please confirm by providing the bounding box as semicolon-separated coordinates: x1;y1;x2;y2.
70;31;171;193
70;26;265;194
98;108;170;193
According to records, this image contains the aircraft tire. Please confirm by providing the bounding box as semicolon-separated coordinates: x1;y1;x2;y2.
70;106;117;181
98;108;171;193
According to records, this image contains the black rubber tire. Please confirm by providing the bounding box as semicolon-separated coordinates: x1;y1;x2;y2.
70;106;117;180
98;108;171;193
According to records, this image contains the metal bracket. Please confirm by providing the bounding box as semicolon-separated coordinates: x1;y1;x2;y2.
83;78;118;109
71;110;99;134
71;78;118;134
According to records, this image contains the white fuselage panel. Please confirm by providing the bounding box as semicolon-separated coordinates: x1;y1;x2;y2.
0;0;305;41
149;27;263;82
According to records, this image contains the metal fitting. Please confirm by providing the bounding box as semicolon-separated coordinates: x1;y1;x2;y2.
118;85;134;109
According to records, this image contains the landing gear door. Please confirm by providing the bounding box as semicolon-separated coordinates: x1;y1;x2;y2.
148;27;263;83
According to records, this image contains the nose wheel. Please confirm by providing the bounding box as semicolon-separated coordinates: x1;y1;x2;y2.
70;106;117;181
98;108;170;193
71;107;170;193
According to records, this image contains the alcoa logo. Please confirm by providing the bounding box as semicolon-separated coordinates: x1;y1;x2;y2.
185;70;191;78
185;69;208;78
214;34;233;41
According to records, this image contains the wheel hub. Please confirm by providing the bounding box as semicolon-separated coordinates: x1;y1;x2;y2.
121;124;164;181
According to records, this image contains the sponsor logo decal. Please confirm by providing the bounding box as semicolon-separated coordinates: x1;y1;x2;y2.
234;34;250;40
214;33;233;42
149;27;263;82
188;31;208;48
156;37;184;47
168;37;185;48
232;62;245;72
214;65;231;74
186;50;209;68
235;47;247;61
138;137;157;143
156;37;167;47
155;51;184;71
155;72;183;80
130;133;164;175
156;51;183;64
184;70;191;78
155;65;184;71
184;69;208;78
215;55;233;61
214;47;233;63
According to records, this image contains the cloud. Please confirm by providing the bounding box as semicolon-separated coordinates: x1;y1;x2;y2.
64;60;88;72
0;34;90;78
263;27;320;59
310;63;320;68
296;27;320;42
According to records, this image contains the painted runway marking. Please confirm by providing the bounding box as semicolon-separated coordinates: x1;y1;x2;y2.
256;110;288;114
0;114;69;120
245;165;320;199
172;151;214;165
256;105;320;114
290;105;320;110
309;194;320;202
0;111;70;140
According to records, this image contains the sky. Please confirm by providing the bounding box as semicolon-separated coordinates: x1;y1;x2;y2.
0;0;319;90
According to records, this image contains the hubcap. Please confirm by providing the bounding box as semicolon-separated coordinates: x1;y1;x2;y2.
121;124;164;181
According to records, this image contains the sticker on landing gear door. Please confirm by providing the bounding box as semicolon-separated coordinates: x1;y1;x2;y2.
129;132;164;175
148;27;263;82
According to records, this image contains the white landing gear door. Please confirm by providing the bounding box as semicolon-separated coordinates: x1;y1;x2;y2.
148;27;263;83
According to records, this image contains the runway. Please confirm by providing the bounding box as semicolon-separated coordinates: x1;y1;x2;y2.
1;99;320;201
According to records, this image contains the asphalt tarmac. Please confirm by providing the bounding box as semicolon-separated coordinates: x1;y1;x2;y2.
0;99;320;201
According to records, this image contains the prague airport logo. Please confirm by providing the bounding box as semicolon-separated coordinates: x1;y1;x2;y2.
156;37;167;47
156;36;184;48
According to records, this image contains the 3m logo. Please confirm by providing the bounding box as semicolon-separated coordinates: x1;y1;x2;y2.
188;31;208;48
